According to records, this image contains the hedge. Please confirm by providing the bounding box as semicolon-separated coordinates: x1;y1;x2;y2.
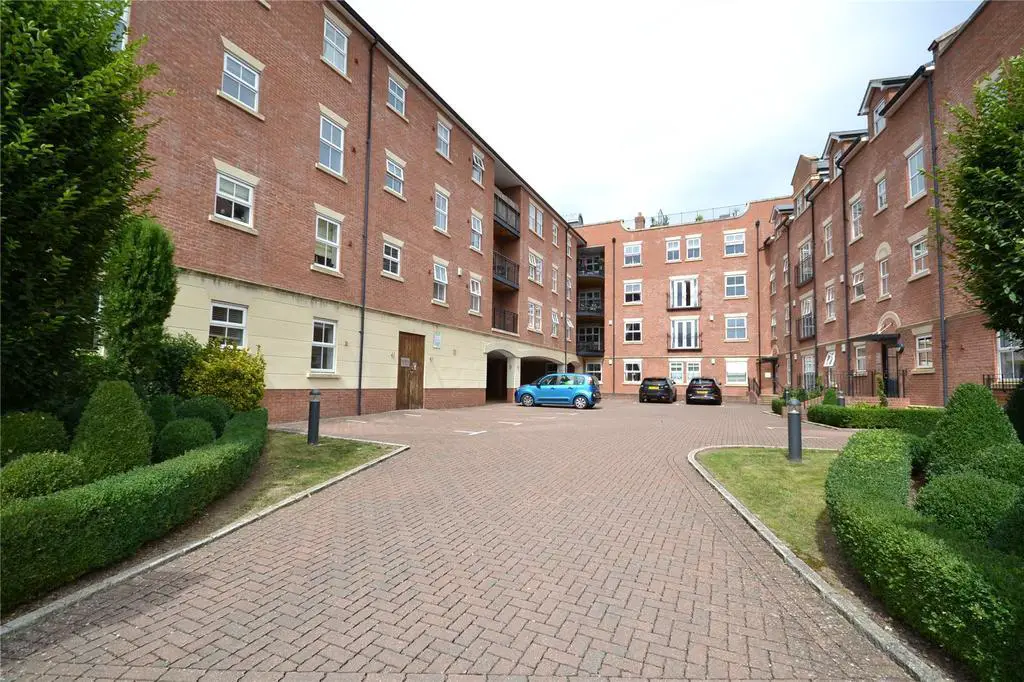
915;472;1020;543
1006;383;1024;444
806;404;944;437
0;411;68;466
825;430;1024;680
928;383;1019;479
182;343;266;412
991;492;1024;557
155;417;215;462
147;394;178;436
0;408;267;610
71;381;152;481
177;395;231;436
958;443;1024;487
771;398;784;415
0;451;85;502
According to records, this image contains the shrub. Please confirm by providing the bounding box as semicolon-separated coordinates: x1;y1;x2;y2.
0;409;267;609
147;394;177;435
155;418;215;462
915;472;1020;542
958;443;1024;487
806;404;943;437
928;383;1019;479
150;333;204;396
990;492;1023;556
825;429;1024;679
182;343;266;412
1006;384;1024;444
906;434;931;474
0;451;85;501
771;398;784;415
177;396;231;436
822;387;838;406
0;411;68;465
71;381;152;481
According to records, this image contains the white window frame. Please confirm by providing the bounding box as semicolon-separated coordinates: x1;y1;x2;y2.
907;144;926;200
319;114;345;177
624;319;643;344
725;358;748;386
220;50;260;112
436;118;451;159
623;279;642;305
624;360;642;384
382;236;402;278
855;344;867;374
823;220;834;258
387;71;407;117
666;238;681;262
585;361;602;384
825;284;836;321
552;222;558;247
782;254;789;286
725;314;748;341
669;275;699;309
550;310;560;338
209;302;247;347
876;176;888;211
686;235;702;261
623;242;642;267
322;15;349;76
912;238;929;276
724;230;746;256
724;272;747;299
850;197;864;241
670;317;700;350
527;300;543;333
997;332;1023;381
384;150;405;197
471;148;485;185
470;209;483;252
434;185;450;233
528;203;543;238
878;258;890;297
770;311;777;339
314;212;341;272
214;172;255;228
873;99;886;135
551;265;559;293
528;251;544;285
769;266;777;296
566;275;572;302
469;276;482;315
851;266;865;301
915;335;933;369
432;261;448;304
669;360;685;383
311;318;337;373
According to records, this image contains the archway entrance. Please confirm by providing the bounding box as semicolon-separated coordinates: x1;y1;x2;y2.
566;362;576;373
486;350;510;401
521;357;558;385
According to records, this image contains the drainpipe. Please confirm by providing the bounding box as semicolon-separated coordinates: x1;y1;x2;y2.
564;231;569;369
355;39;378;415
926;68;949;405
611;236;617;395
809;195;819;384
755;219;762;389
786;219;792;384
840;162;852;381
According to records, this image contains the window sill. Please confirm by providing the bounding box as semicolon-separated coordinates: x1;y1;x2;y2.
622;381;641;386
724;338;749;343
216;90;265;121
316;163;348;183
256;0;271;9
873;205;888;217
825;317;836;324
823;254;834;262
723;252;747;258
908;270;931;282
622;263;642;268
528;278;543;287
853;371;868;377
383;186;407;202
320;56;352;83
472;178;485;190
622;341;643;345
527;328;541;335
725;382;748;388
387;103;410;123
469;310;482;318
877;293;891;302
431;299;449;308
491;327;519;337
666;258;682;264
433;226;451;238
849;235;863;245
623;301;642;306
724;295;749;301
469;246;483;255
208;214;258;235
851;295;866;304
686;257;703;262
381;270;404;282
912;367;936;375
436;150;453;164
306;371;340;380
905;192;927;209
311;263;344;278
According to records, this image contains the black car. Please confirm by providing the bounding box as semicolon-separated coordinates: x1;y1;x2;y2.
685;377;722;405
639;377;677;403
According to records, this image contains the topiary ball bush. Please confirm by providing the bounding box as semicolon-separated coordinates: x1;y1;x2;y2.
1006;383;1024;444
989;491;1023;556
959;442;1024;487
0;451;85;501
915;471;1020;542
148;394;177;435
155;418;216;462
822;387;839;406
927;383;1019;479
71;381;152;481
0;411;68;466
177;396;231;436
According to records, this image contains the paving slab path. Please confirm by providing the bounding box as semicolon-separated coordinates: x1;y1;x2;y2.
1;399;909;680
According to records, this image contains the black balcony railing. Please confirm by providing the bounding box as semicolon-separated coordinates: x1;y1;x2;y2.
577;339;603;354
577;299;603;315
844;370;907;398
983;374;1022;392
799;314;816;340
493;192;520;238
796;256;814;286
578;258;605;279
492;251;519;289
492;307;517;334
667;331;702;351
667;293;700;311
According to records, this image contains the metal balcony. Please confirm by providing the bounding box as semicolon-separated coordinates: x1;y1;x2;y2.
796;257;814;287
577;258;605;281
492;251;519;290
798;314;816;340
576;340;604;355
492;307;518;334
577;299;603;317
493;192;520;239
667;331;702;351
667;293;700;311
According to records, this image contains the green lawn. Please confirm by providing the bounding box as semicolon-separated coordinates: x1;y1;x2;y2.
242;432;391;514
697;448;837;570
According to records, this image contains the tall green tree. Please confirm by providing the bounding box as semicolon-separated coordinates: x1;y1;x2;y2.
940;52;1024;340
100;218;177;383
1;0;157;410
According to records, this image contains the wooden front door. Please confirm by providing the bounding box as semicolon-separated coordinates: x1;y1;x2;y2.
396;332;425;410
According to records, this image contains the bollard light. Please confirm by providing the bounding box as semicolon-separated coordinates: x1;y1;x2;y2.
787;398;802;463
837;389;846;408
307;388;321;446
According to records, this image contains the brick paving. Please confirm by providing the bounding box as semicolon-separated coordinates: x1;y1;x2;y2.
1;399;909;680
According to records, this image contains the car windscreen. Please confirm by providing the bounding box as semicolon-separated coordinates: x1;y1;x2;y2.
688;378;716;387
642;377;667;384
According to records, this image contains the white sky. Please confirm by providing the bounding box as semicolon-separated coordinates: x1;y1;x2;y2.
353;0;979;223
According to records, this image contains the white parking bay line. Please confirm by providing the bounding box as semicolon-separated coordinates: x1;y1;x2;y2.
346;419;368;424
404;413;423;417
454;430;486;436
497;421;522;426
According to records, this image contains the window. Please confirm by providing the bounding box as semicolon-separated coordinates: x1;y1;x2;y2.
724;273;747;298
724;231;746;256
470;211;483;251
471;150;485;185
469;277;481;314
210;302;246;347
382;240;401;276
825;284;836;321
623;242;641;266
566;315;574;339
434;188;449;232
851;269;865;300
528;252;543;284
221;52;259;111
527;301;542;333
997;332;1023;381
384;152;405;196
725;359;747;386
855;345;867;374
823;221;834;258
528;203;543;237
770;312;777;339
907;146;926;199
670;318;699;349
666;238;680;262
769;266;777;296
585;362;602;383
432;262;448;303
669;276;698;309
850;198;863;241
915;335;933;369
669;361;685;383
784;305;790;335
624;319;642;343
552;222;558;247
624;360;642;384
623;280;642;304
802;355;816;389
314;215;340;270
551;310;560;338
879;258;890;297
323;17;349;75
873;99;886;135
436;120;451;158
311;319;336;372
319;116;344;175
387;74;406;116
782;254;789;286
215;173;253;226
552;265;559;293
686;360;702;382
566;275;572;301
912;238;928;275
798;240;812;282
800;297;814;338
725;315;747;341
686;236;701;260
876;177;888;211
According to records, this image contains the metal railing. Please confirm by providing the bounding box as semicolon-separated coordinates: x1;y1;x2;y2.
667;331;702;351
798;314;816;340
492;308;517;334
493;192;520;237
667;293;700;311
577;299;603;315
578;258;605;278
983;374;1022;392
796;256;814;286
844;370;907;398
577;339;603;354
749;377;761;397
627;203;749;229
492;251;519;288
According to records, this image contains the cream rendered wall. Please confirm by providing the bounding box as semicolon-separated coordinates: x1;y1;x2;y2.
167;271;579;391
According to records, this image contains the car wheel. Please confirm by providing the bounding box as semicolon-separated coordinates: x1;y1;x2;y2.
639;395;645;403
685;398;692;405
521;394;535;407
573;395;588;410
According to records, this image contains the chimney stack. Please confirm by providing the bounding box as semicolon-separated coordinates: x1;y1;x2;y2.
634;212;645;230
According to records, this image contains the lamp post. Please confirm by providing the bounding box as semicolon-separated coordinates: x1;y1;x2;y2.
307;388;321;445
787;398;802;463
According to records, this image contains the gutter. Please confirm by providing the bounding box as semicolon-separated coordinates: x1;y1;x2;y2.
925;66;949;405
355;38;378;415
809;195;819;386
786;219;793;383
839;162;852;381
611;237;617;395
755;219;762;388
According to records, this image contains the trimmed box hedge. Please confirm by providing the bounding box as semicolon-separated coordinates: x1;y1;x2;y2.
0;411;68;466
928;383;1019;479
177;395;231;436
915;471;1020;543
771;398;784;415
0;408;267;610
71;381;152;481
825;430;1024;680
0;451;85;502
807;404;943;437
155;417;216;462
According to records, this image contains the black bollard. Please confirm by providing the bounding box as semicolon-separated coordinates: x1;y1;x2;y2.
787;398;802;463
307;388;321;445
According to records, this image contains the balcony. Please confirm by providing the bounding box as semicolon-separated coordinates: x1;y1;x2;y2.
799;314;816;340
577;340;604;355
667;331;702;352
666;293;700;311
796;256;814;287
577;299;603;318
577;254;605;282
493;191;520;240
492;307;518;334
492;251;519;291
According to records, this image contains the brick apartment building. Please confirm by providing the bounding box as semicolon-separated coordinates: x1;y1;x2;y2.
130;0;584;420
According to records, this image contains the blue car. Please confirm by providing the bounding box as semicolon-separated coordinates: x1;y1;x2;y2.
515;373;601;409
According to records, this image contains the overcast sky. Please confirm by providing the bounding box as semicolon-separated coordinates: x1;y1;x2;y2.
354;0;979;224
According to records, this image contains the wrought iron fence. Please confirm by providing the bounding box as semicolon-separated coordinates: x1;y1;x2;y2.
492;308;517;334
983;374;1022;392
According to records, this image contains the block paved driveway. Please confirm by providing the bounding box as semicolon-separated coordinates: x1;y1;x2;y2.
2;399;910;680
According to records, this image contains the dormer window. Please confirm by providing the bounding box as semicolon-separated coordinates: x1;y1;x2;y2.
873;99;886;135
